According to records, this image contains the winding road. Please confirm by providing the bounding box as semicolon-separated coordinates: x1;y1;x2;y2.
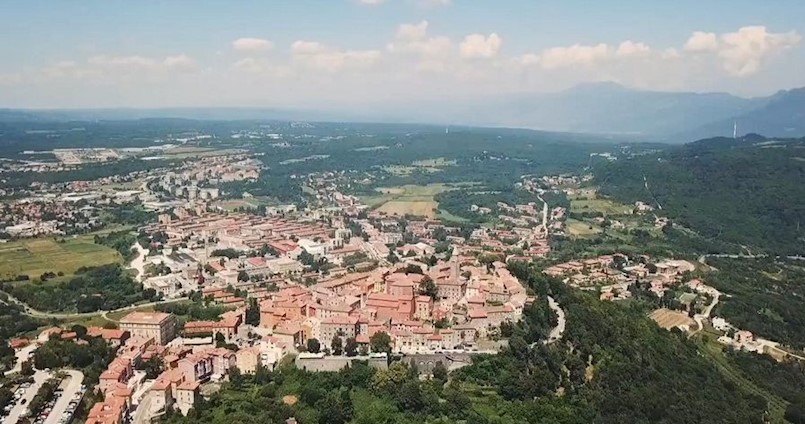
545;296;566;344
0;289;188;320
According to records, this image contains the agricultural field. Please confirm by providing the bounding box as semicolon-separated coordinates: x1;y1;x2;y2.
570;192;634;216
649;308;695;330
0;234;122;280
366;183;454;219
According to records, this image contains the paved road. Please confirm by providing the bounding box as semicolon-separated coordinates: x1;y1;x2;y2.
536;194;548;232
545;296;566;344
4;343;37;376
43;369;84;424
5;370;50;423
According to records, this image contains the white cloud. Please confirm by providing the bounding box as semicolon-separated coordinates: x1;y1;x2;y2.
615;40;651;57
232;37;273;52
661;48;681;60
0;72;22;85
418;0;451;6
460;33;502;59
718;26;801;76
163;55;197;71
684;31;719;52
233;57;265;73
356;0;386;5
538;43;610;69
292;40;328;55
292;40;380;72
387;21;452;57
84;54;198;72
39;54;198;82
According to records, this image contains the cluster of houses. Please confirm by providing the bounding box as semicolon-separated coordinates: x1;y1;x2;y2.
155;155;261;201
545;255;697;300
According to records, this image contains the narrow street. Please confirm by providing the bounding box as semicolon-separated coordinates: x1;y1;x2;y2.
545;296;566;345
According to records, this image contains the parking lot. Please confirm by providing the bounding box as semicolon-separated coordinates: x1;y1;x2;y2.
3;369;50;423
1;369;85;424
43;370;85;424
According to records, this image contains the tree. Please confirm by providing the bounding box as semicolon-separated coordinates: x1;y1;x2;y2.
370;331;392;354
386;252;400;264
237;270;249;282
215;332;226;347
20;360;34;376
432;361;448;382
245;298;260;326
418;276;438;300
139;355;164;379
306;338;321;354
70;324;88;339
331;335;343;356
345;337;358;357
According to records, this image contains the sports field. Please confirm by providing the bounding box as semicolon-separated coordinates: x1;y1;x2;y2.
0;235;122;280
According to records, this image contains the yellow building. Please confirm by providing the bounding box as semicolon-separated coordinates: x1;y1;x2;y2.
119;312;177;345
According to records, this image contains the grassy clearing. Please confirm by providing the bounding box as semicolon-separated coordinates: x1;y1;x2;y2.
382;157;456;176
377;201;438;218
566;219;602;238
366;184;455;218
0;234;122;280
570;195;634;216
436;209;470;223
412;157;456;167
105;305;156;322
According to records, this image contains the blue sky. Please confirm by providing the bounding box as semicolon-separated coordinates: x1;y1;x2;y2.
1;0;804;108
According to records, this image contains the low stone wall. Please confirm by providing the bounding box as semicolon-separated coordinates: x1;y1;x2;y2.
294;355;389;372
403;352;475;373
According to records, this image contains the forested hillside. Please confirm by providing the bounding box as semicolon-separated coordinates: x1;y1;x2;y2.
594;135;805;255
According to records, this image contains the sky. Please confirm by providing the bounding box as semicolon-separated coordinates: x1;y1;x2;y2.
1;0;804;109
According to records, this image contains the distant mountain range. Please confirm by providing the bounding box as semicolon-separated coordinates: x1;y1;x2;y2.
449;82;805;142
2;82;804;142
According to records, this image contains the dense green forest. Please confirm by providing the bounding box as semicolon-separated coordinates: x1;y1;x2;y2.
161;262;767;424
2;264;155;313
707;257;805;349
594;135;805;255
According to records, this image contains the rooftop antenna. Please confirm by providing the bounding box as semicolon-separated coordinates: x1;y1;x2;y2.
733;120;738;139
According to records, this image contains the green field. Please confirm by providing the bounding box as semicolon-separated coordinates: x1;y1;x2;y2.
571;198;633;216
0;234;122;280
566;218;602;237
365;184;454;218
382;157;456;176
